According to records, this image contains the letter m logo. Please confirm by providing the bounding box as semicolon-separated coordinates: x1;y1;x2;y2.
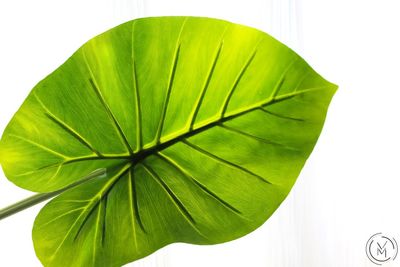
377;241;388;258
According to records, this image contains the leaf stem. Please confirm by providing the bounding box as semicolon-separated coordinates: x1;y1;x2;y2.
0;168;106;221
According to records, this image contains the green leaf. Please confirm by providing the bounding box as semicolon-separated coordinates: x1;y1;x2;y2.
0;17;337;267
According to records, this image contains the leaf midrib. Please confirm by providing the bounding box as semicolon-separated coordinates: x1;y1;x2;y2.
135;84;332;159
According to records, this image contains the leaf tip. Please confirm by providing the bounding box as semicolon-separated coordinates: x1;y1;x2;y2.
331;82;339;92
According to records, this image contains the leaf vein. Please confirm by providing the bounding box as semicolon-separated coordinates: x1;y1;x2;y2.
8;134;68;159
155;44;182;144
219;123;299;151
258;108;305;122
129;168;146;233
155;152;244;217
188;40;224;130
49;163;132;261
34;93;101;156
131;21;143;152
88;78;134;155
182;139;272;185
141;162;208;241
127;171;138;249
219;40;261;118
155;18;187;144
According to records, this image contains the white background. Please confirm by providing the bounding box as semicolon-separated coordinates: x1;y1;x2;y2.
1;0;399;266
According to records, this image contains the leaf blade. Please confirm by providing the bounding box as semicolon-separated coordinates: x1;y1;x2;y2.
0;16;337;267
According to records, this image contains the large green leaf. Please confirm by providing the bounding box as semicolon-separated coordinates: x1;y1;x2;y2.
0;17;337;267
